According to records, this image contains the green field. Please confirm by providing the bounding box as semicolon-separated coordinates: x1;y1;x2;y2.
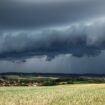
0;84;105;105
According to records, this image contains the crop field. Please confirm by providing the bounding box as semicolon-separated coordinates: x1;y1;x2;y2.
0;84;105;105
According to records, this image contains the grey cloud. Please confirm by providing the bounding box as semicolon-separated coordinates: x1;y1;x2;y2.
0;0;105;73
0;0;105;29
1;52;105;73
0;19;105;60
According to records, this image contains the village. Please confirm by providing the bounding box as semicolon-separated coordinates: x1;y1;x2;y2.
0;78;40;86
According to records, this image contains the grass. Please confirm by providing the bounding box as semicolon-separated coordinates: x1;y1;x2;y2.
5;75;58;80
0;84;105;105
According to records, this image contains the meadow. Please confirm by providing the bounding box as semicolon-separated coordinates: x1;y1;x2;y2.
0;84;105;105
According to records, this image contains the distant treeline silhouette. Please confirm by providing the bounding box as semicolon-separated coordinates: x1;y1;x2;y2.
0;73;105;86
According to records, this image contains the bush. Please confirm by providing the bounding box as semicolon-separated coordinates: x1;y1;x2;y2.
41;80;57;86
67;81;74;84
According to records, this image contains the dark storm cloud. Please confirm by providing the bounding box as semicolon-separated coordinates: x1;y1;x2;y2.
0;19;105;60
1;0;105;73
0;0;105;29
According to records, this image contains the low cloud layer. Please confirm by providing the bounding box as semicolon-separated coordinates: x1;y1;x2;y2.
0;19;105;60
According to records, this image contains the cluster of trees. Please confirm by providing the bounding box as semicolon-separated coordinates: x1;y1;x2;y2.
0;76;105;86
0;76;73;86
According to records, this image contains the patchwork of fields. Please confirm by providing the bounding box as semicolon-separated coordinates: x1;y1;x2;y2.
0;84;105;105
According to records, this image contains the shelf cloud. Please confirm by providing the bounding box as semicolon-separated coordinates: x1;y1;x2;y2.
0;0;105;73
0;19;105;60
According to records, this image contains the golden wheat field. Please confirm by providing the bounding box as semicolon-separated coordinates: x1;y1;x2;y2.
0;84;105;105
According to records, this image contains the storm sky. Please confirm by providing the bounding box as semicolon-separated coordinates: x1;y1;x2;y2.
0;0;105;73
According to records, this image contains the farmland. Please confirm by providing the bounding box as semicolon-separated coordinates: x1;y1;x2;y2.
0;84;105;105
1;73;105;105
1;73;105;86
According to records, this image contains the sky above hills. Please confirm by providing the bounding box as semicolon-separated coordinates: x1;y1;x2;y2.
0;0;105;73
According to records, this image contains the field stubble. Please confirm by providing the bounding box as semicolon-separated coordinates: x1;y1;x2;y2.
0;84;105;105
